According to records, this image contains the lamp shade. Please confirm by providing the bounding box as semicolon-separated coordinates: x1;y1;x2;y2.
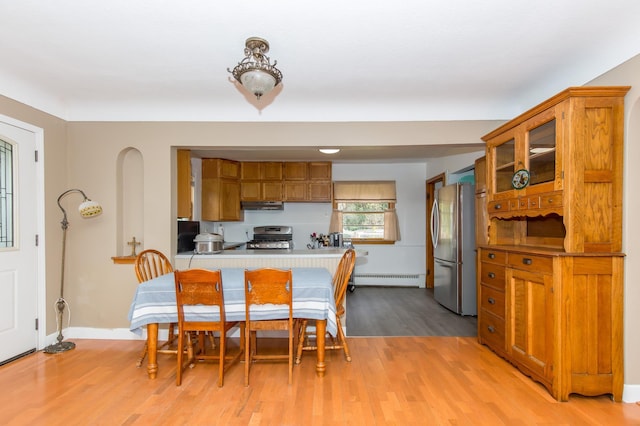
78;200;103;218
240;69;277;98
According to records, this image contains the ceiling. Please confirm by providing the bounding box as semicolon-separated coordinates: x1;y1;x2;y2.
1;1;640;162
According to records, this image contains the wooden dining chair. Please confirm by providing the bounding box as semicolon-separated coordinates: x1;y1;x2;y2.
295;248;356;364
244;268;294;386
174;269;243;387
134;249;178;367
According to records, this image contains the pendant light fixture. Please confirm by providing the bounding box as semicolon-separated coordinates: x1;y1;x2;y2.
228;37;283;100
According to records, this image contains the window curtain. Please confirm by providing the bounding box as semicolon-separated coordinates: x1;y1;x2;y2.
328;210;343;233
384;209;400;241
333;181;396;202
330;181;400;241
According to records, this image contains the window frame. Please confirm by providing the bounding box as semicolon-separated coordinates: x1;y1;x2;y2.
332;200;396;245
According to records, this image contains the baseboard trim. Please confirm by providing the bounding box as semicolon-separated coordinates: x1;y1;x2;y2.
623;384;640;403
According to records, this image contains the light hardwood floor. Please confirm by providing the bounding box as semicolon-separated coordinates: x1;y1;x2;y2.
1;338;639;425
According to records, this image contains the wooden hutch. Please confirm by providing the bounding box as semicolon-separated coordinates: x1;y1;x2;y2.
477;86;629;401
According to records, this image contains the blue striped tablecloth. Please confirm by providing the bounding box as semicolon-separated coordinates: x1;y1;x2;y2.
128;267;337;336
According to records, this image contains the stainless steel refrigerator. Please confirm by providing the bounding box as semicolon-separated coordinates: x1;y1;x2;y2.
430;182;477;315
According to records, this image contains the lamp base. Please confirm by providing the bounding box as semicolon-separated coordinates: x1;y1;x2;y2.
44;341;76;354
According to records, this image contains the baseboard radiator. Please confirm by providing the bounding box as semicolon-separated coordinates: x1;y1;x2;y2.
353;273;424;287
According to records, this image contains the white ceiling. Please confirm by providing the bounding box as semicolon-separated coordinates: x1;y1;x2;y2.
1;1;640;161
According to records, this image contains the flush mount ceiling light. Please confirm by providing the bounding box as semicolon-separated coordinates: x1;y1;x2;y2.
228;37;283;100
319;148;340;154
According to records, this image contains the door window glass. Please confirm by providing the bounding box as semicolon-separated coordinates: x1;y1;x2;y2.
0;139;14;248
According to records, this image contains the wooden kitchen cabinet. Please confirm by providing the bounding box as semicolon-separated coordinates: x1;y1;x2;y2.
201;158;243;221
177;149;192;219
477;87;629;402
477;248;507;358
240;161;283;201
240;181;283;201
283;162;308;180
484;87;628;253
241;162;283;180
283;161;332;202
239;161;332;203
506;253;554;390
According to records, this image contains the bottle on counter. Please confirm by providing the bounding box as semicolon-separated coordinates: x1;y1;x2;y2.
218;224;224;241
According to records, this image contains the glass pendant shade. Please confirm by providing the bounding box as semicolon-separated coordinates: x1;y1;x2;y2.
240;70;277;99
228;37;282;100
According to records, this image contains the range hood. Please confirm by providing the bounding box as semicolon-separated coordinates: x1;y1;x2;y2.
241;201;284;211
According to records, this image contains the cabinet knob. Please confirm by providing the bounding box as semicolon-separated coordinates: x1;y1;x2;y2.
488;253;496;259
487;326;496;333
488;297;495;305
522;258;533;265
488;272;495;279
494;203;502;210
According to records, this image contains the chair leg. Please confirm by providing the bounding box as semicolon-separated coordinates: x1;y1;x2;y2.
136;342;148;368
295;319;307;365
244;324;251;386
288;324;293;385
218;331;226;387
176;331;184;386
336;318;351;362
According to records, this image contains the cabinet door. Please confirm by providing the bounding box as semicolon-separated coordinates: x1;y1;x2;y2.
219;180;242;221
490;136;517;195
241;162;261;180
284;182;307;201
262;162;283;180
284;162;308;180
240;181;261;201
219;159;240;179
507;267;554;383
308;162;331;180
262;181;283;200
177;149;192;219
308;182;331;201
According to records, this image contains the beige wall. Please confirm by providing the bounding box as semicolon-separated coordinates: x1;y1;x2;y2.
1;54;639;392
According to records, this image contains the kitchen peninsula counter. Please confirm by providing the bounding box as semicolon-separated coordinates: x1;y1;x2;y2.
175;248;354;275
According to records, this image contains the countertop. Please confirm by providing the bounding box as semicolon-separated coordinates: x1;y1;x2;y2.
176;247;351;259
176;242;369;259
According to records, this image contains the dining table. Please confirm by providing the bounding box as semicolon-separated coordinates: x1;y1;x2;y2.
128;267;337;379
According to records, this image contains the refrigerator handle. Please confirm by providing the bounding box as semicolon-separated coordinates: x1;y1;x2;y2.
430;198;439;249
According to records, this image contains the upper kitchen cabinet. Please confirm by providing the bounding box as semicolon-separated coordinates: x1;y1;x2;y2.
177;149;192;219
241;161;283;180
483;86;629;253
283;161;332;202
201;158;243;221
240;162;284;201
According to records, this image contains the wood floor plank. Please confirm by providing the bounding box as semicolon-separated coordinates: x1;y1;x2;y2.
1;338;639;425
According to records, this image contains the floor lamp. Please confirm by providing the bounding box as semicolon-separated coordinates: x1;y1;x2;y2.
44;189;103;354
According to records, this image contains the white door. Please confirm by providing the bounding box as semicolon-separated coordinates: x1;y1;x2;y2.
0;118;39;363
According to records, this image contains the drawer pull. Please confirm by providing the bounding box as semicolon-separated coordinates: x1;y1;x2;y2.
488;253;496;259
487;326;496;333
522;258;533;265
488;297;496;305
494;203;502;210
488;272;496;279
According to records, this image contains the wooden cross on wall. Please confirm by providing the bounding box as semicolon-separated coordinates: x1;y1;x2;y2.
128;237;141;257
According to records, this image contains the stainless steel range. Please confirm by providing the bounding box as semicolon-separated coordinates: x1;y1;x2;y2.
246;226;293;249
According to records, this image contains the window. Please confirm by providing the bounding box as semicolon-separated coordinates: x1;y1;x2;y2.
329;181;400;243
0;139;14;248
